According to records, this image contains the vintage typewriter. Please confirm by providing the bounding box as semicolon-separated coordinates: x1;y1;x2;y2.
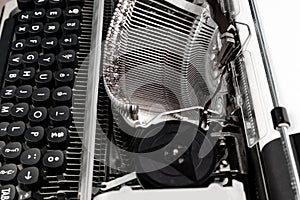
0;0;299;199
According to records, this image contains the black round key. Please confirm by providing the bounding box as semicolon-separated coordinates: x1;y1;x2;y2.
2;142;22;162
11;103;29;122
53;86;72;106
0;103;13;120
15;24;29;39
46;8;63;23
42;150;65;174
17;167;40;191
5;70;20;85
11;103;30;121
62;19;81;36
57;50;77;69
44;22;61;37
20;148;41;167
7;121;26;141
19;68;36;85
64;6;82;20
41;37;59;54
28;107;48;126
31;8;46;23
35;70;53;88
24;126;45;148
22;52;39;68
8;54;23;70
49;106;71;126
15;85;33;103
32;87;51;106
28;22;43;36
38;53;56;71
49;0;65;8
11;39;26;53
34;0;49;8
0;164;18;184
17;0;34;11
47;127;69;149
17;11;32;24
60;34;78;51
0;123;9;141
54;68;74;87
25;36;41;52
0;184;17;200
1;86;17;102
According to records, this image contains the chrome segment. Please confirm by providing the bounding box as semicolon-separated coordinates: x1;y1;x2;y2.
79;0;104;199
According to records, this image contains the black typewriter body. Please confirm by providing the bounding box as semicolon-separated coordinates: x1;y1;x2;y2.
0;0;298;200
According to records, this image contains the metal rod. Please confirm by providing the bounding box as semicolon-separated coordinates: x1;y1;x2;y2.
248;0;300;198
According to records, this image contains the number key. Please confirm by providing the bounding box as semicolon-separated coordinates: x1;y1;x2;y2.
52;86;72;106
64;6;82;20
34;0;49;8
57;50;77;69
60;34;78;51
54;68;74;87
49;106;71;126
62;19;81;36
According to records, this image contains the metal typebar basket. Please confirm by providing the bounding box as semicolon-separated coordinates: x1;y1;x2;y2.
103;0;225;127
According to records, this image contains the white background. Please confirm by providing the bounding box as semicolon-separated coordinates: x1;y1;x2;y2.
255;0;300;134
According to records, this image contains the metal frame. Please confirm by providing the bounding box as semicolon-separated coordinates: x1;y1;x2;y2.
79;0;104;199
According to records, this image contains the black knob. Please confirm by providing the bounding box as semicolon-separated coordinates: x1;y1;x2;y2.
134;121;217;189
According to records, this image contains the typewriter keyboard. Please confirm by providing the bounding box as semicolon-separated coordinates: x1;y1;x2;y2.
0;0;94;199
